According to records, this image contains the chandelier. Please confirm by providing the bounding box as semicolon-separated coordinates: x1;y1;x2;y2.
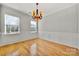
32;3;43;21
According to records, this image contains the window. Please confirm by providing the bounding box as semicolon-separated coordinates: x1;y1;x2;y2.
30;20;37;31
5;14;20;34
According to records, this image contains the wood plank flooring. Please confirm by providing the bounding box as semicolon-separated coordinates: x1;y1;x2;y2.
0;38;36;56
36;39;79;56
0;38;79;56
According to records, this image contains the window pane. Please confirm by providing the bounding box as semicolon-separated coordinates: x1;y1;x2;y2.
31;20;37;31
5;14;20;34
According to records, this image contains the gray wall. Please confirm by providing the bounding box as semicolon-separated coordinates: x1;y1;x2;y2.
40;5;77;32
39;4;79;48
0;5;2;42
0;5;1;33
0;5;37;46
78;5;79;32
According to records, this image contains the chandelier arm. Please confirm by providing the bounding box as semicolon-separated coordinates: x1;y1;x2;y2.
32;3;43;21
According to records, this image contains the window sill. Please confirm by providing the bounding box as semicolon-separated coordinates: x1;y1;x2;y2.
30;31;37;33
3;32;20;35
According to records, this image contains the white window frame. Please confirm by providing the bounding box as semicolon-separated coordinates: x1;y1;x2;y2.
4;14;20;34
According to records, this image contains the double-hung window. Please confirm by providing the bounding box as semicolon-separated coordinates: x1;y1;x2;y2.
5;14;20;34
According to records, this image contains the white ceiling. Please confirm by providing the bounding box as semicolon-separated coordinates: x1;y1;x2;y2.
2;3;76;16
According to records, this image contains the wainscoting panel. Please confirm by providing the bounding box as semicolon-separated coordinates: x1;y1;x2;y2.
39;31;78;48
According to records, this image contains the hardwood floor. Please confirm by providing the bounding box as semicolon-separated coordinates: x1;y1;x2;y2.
0;38;36;56
0;38;79;56
36;39;79;56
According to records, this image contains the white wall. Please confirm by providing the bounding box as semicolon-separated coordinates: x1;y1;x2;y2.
0;5;37;46
39;4;79;48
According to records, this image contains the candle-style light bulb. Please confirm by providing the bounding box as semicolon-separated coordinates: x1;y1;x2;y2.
32;10;35;16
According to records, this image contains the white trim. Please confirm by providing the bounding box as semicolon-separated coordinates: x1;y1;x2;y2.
4;32;20;35
30;31;37;33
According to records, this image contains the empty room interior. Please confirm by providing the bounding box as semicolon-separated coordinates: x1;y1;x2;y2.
0;3;79;56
